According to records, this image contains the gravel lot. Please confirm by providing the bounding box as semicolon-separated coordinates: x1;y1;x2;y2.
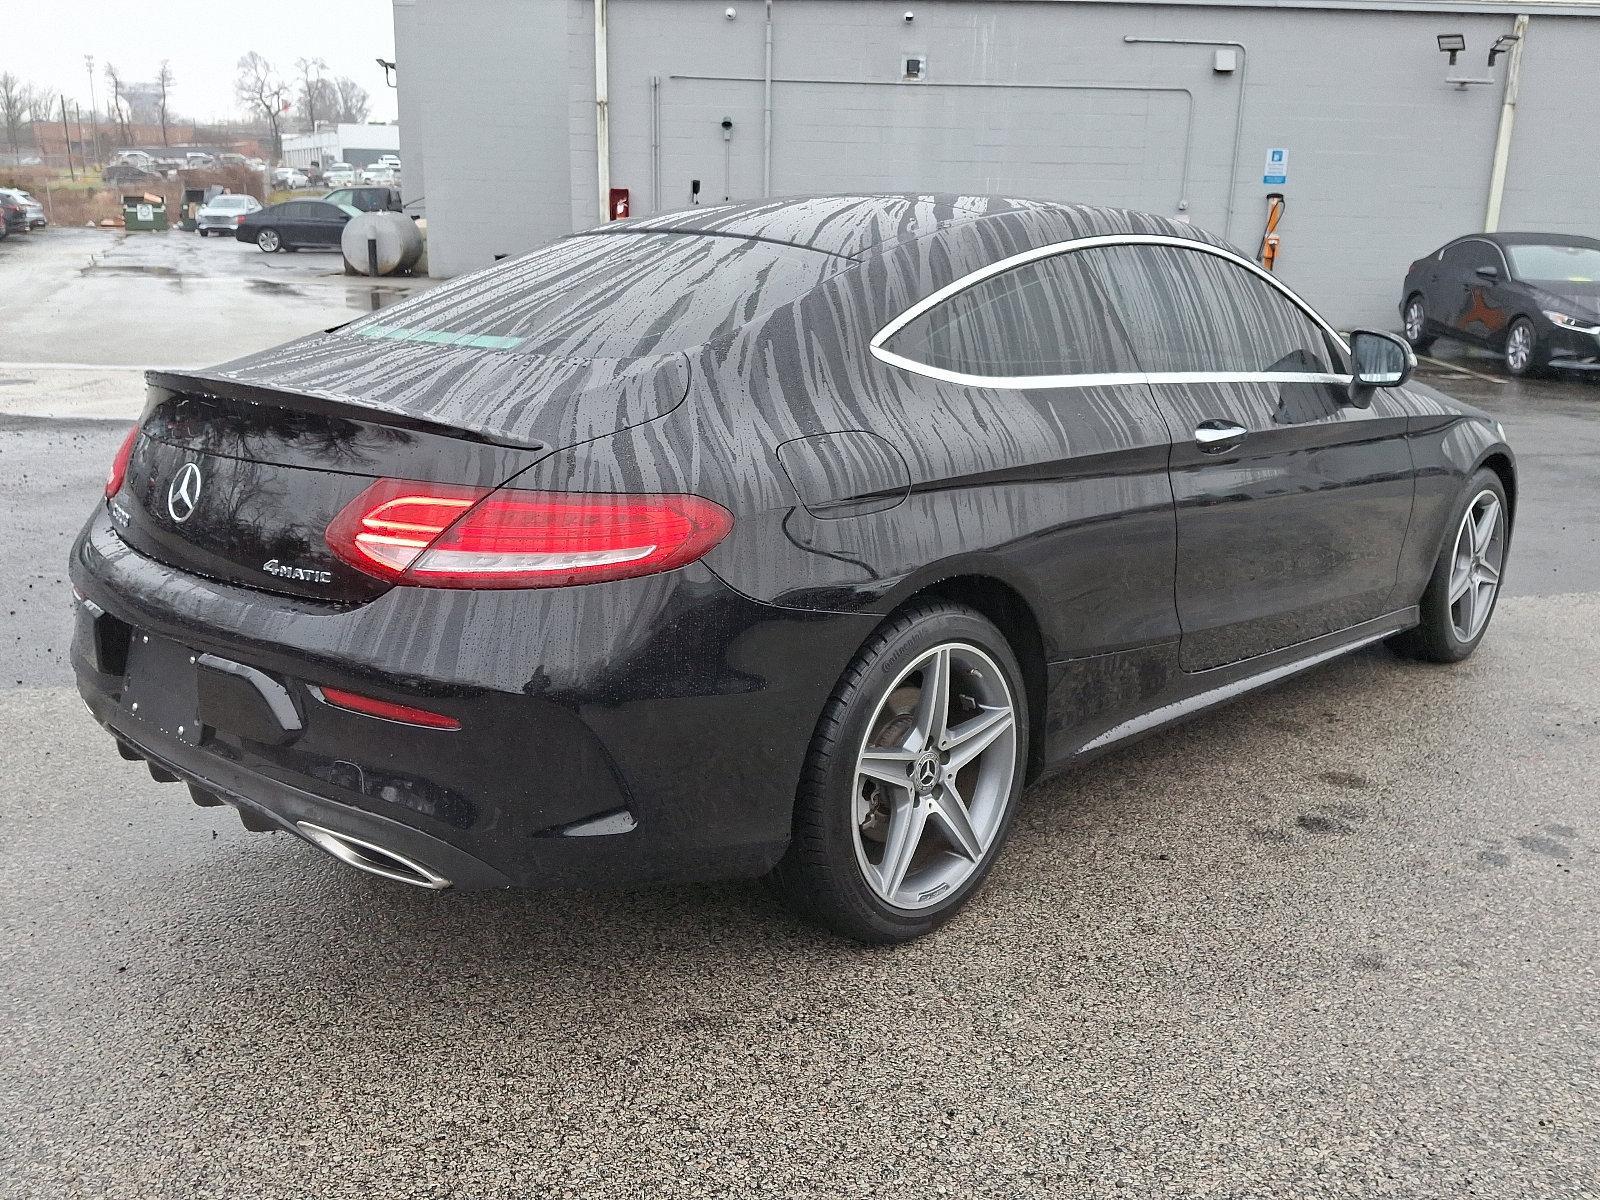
1;227;1596;1199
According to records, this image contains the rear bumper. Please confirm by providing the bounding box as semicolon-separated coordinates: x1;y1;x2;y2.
71;506;875;891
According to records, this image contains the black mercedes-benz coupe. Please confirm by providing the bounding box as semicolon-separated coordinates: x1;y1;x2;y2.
1400;231;1600;376
73;195;1515;942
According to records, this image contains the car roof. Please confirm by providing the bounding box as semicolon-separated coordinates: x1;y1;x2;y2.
1468;231;1600;250
598;192;1224;261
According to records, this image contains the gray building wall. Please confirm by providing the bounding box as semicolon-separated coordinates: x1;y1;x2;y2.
400;0;573;273
398;0;1600;328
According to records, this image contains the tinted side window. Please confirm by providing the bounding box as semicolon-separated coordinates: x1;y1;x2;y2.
1082;244;1335;374
1443;241;1498;273
884;252;1137;377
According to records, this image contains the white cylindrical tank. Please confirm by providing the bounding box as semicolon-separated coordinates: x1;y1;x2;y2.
341;211;424;276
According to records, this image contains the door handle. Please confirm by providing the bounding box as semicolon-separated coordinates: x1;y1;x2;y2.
1194;420;1247;453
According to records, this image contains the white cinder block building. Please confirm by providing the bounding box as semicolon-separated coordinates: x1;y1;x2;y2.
391;0;1600;327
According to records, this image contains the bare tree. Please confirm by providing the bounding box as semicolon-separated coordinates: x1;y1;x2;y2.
0;74;27;162
103;62;132;145
331;77;371;124
27;86;56;126
294;57;328;132
235;52;288;162
156;61;175;146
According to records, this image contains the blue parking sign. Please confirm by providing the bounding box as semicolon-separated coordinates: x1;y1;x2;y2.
1263;147;1289;185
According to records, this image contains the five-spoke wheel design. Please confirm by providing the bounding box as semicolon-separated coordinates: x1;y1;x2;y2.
1505;318;1537;376
1403;298;1428;346
1449;490;1505;643
256;227;281;253
852;642;1017;910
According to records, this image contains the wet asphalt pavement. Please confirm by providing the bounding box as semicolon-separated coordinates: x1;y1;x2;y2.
1;229;1597;1199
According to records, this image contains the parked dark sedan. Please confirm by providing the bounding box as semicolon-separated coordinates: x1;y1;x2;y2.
74;195;1514;942
0;193;30;237
236;198;359;252
1401;231;1600;376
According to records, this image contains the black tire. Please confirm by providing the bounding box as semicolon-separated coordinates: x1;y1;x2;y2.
1503;316;1549;378
1389;467;1509;663
198;229;208;238
769;602;1029;943
1402;294;1435;353
256;227;281;253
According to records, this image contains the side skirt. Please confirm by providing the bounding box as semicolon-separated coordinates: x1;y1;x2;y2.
1043;607;1419;771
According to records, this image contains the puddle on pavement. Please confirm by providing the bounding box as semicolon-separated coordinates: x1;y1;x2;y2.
349;287;409;313
248;279;305;297
80;263;183;279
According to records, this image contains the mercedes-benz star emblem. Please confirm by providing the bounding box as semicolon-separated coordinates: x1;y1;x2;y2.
167;462;204;524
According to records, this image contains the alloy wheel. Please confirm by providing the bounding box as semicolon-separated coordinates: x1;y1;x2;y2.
1449;490;1505;642
258;228;281;253
852;642;1018;910
1404;300;1425;342
1506;323;1533;373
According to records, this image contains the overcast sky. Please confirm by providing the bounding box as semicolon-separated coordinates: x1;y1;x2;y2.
7;1;398;123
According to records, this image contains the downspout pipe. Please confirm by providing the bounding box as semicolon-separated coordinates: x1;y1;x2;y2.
595;0;611;222
1124;36;1247;242
1484;13;1530;233
763;0;774;197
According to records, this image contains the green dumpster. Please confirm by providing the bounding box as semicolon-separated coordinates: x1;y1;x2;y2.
122;193;168;232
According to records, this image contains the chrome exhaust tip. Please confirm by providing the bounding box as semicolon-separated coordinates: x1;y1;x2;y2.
295;821;452;890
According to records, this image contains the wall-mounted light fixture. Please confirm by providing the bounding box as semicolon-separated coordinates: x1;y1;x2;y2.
1488;33;1520;66
1436;33;1465;65
375;58;397;89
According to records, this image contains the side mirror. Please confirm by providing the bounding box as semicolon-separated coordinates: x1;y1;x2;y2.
1346;329;1415;407
1475;264;1500;281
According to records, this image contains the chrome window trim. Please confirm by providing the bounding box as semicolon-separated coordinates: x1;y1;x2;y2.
870;232;1353;389
1445;235;1512;277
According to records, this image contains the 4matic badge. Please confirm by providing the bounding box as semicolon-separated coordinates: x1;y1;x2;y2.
262;560;333;585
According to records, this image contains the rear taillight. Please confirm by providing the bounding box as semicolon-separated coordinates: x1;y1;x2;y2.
106;425;138;497
326;479;733;590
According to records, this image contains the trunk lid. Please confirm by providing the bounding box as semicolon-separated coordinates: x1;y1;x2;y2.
110;362;649;603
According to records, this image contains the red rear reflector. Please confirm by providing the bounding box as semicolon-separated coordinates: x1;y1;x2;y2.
326;479;733;589
316;686;461;730
106;425;138;497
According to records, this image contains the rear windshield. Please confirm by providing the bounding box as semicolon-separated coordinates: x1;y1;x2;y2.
1508;243;1600;284
211;196;249;209
342;231;845;359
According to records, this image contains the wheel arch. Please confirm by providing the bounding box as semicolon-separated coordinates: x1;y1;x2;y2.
874;572;1049;783
1478;449;1517;527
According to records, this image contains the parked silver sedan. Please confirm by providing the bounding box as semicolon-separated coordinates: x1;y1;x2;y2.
196;194;263;237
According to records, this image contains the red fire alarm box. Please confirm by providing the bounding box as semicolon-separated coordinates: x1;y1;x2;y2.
609;188;630;220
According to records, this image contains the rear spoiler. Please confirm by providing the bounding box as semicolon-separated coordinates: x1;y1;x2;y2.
143;370;548;452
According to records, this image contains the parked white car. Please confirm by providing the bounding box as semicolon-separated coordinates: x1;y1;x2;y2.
271;167;310;189
360;165;398;185
195;193;263;236
323;162;357;187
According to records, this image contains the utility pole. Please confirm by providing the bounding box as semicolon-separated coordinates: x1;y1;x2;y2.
84;54;101;166
60;94;76;180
